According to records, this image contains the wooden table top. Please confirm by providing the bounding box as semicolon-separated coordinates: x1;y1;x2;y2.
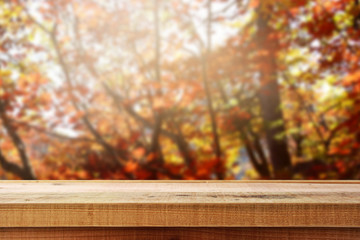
0;181;359;227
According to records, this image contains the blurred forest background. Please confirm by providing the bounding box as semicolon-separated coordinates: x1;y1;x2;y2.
0;0;359;180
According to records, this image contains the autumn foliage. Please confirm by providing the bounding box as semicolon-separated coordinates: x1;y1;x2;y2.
0;0;359;180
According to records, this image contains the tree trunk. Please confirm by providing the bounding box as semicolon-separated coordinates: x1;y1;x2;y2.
256;15;292;179
204;0;224;179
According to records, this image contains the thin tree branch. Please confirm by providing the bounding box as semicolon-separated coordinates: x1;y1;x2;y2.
0;101;36;180
0;148;27;179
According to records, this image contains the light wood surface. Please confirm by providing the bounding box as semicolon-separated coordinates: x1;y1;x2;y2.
1;227;360;240
0;181;359;227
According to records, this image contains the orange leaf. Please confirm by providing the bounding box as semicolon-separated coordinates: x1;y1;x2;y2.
125;161;138;173
132;147;146;159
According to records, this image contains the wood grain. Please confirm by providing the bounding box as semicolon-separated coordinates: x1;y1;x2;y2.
0;181;359;227
1;227;360;240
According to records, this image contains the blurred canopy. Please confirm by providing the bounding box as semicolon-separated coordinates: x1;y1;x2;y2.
0;0;359;180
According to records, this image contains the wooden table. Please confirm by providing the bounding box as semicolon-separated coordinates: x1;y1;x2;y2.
0;180;359;239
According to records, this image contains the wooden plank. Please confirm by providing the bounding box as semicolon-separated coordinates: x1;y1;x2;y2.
1;227;360;240
2;180;360;183
0;181;359;227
